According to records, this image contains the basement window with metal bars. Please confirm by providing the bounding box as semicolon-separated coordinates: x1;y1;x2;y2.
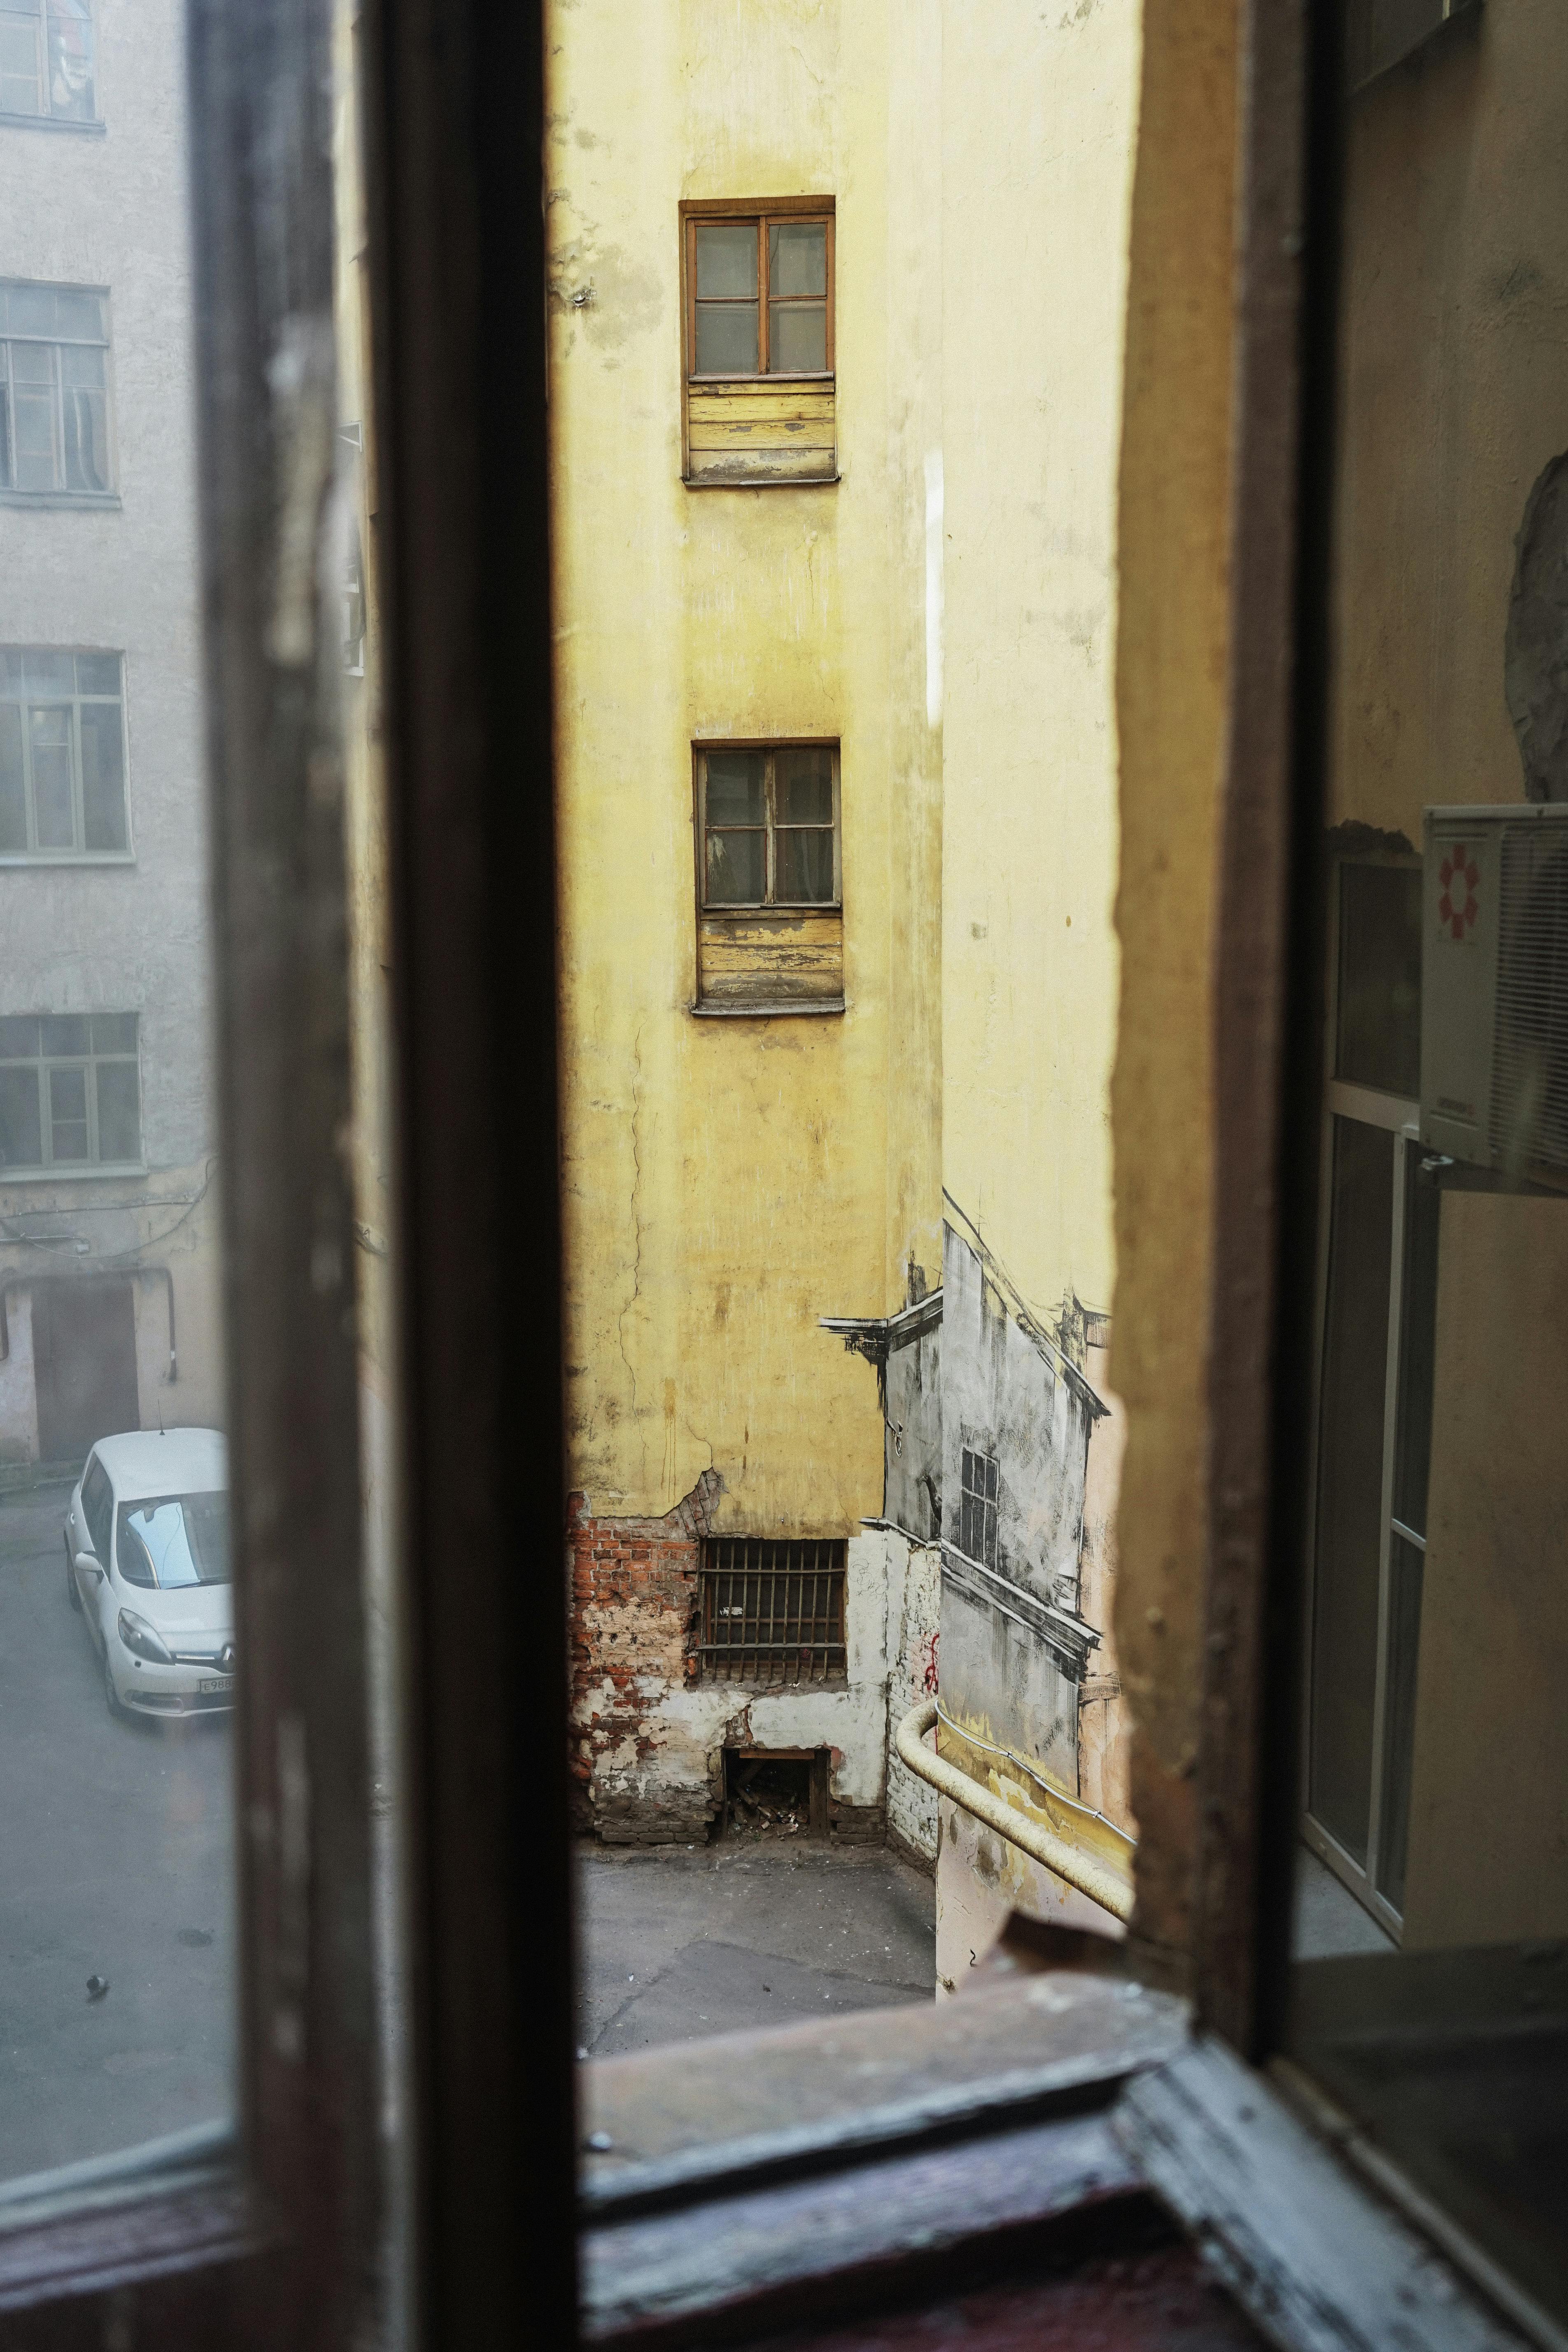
697;1538;847;1685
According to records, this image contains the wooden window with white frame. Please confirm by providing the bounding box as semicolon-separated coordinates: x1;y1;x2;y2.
692;740;843;1014
680;198;837;487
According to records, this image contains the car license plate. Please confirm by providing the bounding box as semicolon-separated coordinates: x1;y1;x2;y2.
199;1676;234;1694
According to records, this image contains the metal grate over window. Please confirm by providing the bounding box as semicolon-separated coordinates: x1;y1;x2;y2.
698;1538;847;1685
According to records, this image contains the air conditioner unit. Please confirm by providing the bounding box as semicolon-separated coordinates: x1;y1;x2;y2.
1421;804;1568;1187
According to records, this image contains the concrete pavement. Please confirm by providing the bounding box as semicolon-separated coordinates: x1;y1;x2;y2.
575;1840;935;2056
0;1484;235;2184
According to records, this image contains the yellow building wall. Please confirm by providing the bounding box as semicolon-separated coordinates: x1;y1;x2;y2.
939;0;1139;1330
1326;0;1568;1945
548;2;941;1535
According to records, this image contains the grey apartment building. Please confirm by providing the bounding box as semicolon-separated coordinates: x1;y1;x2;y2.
0;0;221;1466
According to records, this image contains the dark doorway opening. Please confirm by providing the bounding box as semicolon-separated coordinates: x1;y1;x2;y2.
33;1279;139;1467
722;1746;829;1840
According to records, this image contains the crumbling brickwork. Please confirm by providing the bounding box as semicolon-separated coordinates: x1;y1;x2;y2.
568;1474;719;1845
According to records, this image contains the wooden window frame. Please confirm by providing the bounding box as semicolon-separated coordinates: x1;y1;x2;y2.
694;738;841;917
0;649;132;861
5;0;1541;2342
0;1012;141;1172
682;196;836;386
0;280;117;504
0;0;103;128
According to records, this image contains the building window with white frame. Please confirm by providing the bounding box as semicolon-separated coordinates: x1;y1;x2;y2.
0;649;128;854
0;0;96;123
0;1012;141;1171
0;282;113;497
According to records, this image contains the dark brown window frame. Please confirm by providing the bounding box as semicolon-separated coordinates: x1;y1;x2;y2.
681;195;836;385
694;737;842;917
7;0;1543;2341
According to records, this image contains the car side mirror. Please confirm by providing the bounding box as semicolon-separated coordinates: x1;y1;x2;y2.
75;1553;103;1581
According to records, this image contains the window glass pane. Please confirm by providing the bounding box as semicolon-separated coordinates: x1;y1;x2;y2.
776;828;834;902
91;1011;136;1054
1392;1154;1440;1538
705;829;765;904
0;1065;40;1166
79;697;126;848
45;2;93;120
0;702;25;850
50;287;103;341
74;650;119;695
0;1015;38;1056
0;12;42;115
704;751;764;823
768;301;827;373
777;746;833;823
13;373;56;490
693;300;758;375
29;704;73;846
5;282;58;337
1335;862;1422;1096
768;221;827;298
1308;1116;1394;1866
24;650;73;692
48;1061;89;1158
95;1058;140;1160
694;222;757;298
40;1012;88;1055
62;382;107;491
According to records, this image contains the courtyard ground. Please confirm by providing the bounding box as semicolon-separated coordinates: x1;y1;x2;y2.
574;1840;935;2057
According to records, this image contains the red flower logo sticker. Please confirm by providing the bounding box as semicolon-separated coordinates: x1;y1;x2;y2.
1438;844;1479;942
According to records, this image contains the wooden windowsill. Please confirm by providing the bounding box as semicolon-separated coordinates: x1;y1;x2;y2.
690;998;845;1018
683;472;840;490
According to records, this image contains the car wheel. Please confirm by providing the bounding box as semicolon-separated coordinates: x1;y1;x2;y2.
103;1645;128;1720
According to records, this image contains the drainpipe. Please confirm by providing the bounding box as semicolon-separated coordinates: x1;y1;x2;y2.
0;1267;178;1382
894;1696;1133;1925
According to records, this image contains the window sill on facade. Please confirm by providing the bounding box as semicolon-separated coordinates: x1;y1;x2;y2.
0;489;121;511
691;998;845;1019
684;372;837;486
0;852;135;868
0;1162;147;1184
0;111;107;135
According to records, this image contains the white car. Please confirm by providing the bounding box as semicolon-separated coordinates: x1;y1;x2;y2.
65;1428;233;1720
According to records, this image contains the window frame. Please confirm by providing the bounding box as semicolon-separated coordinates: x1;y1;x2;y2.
0;1010;142;1173
0;646;132;860
682;196;836;385
694;737;842;916
0;0;103;129
0;278;117;504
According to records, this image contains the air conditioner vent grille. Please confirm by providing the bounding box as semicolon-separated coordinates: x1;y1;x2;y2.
1490;829;1568;1173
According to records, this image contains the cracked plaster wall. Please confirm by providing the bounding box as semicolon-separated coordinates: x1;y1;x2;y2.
549;0;943;1545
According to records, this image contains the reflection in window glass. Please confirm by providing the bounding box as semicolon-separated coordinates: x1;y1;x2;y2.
0;0;233;2190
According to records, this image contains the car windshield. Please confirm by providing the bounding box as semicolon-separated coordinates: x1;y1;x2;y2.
115;1493;231;1588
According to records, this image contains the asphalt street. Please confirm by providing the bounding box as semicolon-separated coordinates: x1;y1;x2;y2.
575;1840;935;2056
0;1483;235;2185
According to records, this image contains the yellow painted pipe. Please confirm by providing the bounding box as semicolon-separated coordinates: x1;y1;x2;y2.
894;1697;1135;1925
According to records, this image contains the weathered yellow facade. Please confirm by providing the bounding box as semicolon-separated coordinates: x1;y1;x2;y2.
550;0;1146;1876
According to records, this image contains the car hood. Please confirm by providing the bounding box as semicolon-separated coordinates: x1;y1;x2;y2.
118;1580;233;1636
